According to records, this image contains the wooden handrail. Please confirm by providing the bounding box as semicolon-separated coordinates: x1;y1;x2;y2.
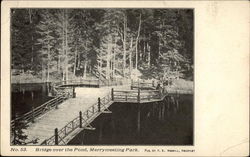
40;85;169;145
41;92;112;145
51;78;129;97
113;87;166;103
11;94;67;127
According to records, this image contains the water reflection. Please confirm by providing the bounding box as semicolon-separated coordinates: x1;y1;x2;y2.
11;83;52;119
69;94;193;145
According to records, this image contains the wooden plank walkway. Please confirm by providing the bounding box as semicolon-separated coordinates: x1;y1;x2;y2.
24;87;112;145
61;101;114;145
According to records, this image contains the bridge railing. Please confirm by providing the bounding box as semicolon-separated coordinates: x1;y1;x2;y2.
113;89;161;102
40;86;168;145
51;79;100;97
52;78;128;88
42;115;81;145
11;94;68;127
55;79;100;86
113;90;139;102
131;80;155;90
99;79;121;87
99;77;131;87
140;90;162;101
41;93;112;145
51;78;130;97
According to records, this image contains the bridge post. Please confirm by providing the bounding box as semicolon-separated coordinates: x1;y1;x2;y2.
43;139;47;145
31;106;35;123
54;128;58;145
159;88;162;98
79;111;82;128
55;99;58;109
111;88;114;101
137;88;140;103
73;87;76;98
131;80;133;90
98;97;101;112
86;110;89;118
98;79;100;87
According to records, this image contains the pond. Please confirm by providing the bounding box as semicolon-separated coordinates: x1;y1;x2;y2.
68;94;193;145
11;83;193;145
11;83;52;119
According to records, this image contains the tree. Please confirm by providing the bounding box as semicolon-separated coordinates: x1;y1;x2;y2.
95;9;124;79
11;8;194;81
122;12;127;76
12;116;38;145
135;12;142;70
36;9;57;81
12;118;28;145
68;9;95;78
11;9;36;73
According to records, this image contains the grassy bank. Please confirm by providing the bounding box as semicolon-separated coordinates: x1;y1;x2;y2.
11;73;96;84
11;73;45;84
164;78;193;94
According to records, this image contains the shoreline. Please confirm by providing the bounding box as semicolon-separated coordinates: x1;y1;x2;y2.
164;78;193;94
12;78;194;94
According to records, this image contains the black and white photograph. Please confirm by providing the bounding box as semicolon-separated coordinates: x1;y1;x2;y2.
10;8;194;146
1;0;250;156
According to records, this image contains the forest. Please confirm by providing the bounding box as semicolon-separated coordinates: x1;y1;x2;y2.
11;9;193;83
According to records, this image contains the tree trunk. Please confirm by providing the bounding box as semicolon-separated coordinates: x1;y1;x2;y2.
129;36;133;75
42;61;45;81
83;61;87;79
89;65;92;76
159;23;162;58
147;42;151;67
143;39;146;62
65;9;69;81
47;44;50;82
123;14;127;77
57;45;61;74
28;9;34;70
113;38;117;78
73;47;78;75
139;40;142;61
106;36;112;80
135;13;141;70
77;50;81;70
62;10;65;81
31;36;34;70
158;37;161;59
99;50;103;79
80;38;88;78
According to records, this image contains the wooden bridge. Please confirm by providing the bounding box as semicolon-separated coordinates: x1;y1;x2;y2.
11;79;173;145
50;78;128;97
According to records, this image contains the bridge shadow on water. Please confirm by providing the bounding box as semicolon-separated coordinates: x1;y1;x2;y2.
68;94;193;145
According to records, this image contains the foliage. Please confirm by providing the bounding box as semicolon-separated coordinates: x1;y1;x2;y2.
11;9;194;81
11;118;39;145
11;118;28;145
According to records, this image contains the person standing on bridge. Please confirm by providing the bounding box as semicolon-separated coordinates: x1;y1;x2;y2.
156;82;161;90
